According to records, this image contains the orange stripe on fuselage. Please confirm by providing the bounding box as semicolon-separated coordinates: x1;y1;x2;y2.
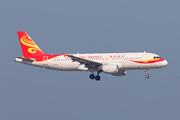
130;59;164;64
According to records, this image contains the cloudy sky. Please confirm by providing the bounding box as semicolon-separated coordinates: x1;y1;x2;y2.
0;0;179;120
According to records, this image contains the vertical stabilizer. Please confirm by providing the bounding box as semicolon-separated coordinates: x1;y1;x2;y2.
17;31;45;58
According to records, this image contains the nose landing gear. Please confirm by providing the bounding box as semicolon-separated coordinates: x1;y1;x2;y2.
145;70;149;79
145;75;149;79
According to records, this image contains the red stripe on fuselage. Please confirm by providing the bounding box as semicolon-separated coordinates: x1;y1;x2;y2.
130;59;164;64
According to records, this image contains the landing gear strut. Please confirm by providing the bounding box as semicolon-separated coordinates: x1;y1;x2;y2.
145;70;149;79
89;72;101;81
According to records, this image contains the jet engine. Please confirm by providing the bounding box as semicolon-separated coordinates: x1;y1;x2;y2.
112;70;126;76
102;64;126;76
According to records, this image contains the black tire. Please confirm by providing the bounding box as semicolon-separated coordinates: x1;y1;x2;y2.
145;75;149;79
89;74;95;79
95;75;101;81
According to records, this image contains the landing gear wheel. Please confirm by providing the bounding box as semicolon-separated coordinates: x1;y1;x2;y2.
145;75;149;79
144;70;149;79
89;74;95;79
95;75;101;81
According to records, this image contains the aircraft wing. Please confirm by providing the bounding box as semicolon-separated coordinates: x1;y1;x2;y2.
66;54;102;70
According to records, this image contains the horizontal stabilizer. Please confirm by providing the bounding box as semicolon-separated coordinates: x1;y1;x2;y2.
14;57;35;63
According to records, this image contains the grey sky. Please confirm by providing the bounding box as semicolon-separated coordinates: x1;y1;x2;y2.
0;0;179;120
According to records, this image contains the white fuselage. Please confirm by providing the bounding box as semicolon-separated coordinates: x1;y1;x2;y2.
17;52;167;72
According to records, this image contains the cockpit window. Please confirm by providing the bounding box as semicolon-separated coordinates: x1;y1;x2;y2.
153;56;161;59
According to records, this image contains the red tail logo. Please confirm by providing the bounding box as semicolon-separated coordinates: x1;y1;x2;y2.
17;31;45;58
17;31;62;62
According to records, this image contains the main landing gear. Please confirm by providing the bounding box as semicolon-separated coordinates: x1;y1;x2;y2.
145;69;149;79
89;72;101;81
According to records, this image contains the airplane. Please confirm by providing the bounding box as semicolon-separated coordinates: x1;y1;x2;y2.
14;31;168;81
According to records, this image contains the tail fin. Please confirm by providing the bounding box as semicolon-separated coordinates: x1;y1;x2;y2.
17;31;45;58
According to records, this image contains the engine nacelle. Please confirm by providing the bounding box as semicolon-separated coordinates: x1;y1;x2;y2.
102;64;118;74
112;70;126;76
102;64;126;76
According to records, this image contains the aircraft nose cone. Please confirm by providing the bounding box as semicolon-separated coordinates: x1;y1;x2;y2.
163;60;168;66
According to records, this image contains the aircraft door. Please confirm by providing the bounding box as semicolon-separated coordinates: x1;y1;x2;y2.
43;56;48;65
143;54;148;63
